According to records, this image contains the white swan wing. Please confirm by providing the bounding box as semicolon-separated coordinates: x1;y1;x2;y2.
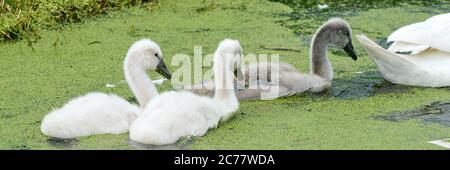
129;91;222;145
41;92;140;139
387;13;450;53
387;41;430;55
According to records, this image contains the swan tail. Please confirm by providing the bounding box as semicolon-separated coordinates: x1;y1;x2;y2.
356;34;429;84
357;34;414;66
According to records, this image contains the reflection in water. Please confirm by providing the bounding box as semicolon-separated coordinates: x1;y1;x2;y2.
329;38;412;100
374;102;450;127
128;137;193;150
331;71;412;100
47;138;78;148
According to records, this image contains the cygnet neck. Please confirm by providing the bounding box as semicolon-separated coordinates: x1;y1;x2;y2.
213;55;239;119
310;27;334;81
124;53;158;110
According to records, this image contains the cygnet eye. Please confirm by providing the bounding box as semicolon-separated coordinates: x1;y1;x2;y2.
155;53;159;57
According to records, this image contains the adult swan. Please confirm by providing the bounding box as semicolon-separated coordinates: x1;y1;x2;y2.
357;13;450;87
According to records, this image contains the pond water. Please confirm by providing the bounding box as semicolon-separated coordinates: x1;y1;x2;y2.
267;0;449;100
270;0;450;35
128;138;193;150
375;102;450;127
331;71;413;99
2;0;450;150
47;138;79;149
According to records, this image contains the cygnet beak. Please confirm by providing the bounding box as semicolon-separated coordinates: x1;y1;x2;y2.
344;40;358;61
156;58;172;79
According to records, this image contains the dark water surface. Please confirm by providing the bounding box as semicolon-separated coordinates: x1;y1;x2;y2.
270;0;450;35
331;71;412;100
47;138;79;148
375;102;450;127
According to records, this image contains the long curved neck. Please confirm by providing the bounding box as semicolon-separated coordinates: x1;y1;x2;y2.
124;56;158;110
310;30;333;81
213;58;239;120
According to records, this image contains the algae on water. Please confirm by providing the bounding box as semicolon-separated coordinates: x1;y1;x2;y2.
1;0;450;149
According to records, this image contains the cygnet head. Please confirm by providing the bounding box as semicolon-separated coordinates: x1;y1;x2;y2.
126;39;172;79
314;18;358;61
214;39;243;79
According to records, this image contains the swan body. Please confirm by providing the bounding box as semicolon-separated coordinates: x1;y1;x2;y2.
189;18;357;100
239;61;332;98
357;13;450;87
129;39;242;145
388;13;450;55
129;91;223;145
41;39;172;139
41;93;140;138
190;62;324;100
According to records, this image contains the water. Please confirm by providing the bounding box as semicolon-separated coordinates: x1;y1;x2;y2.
331;71;412;99
128;137;193;150
47;138;79;148
270;0;450;35
374;102;450;127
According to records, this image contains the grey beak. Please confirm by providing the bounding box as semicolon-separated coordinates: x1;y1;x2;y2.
343;39;358;61
156;58;172;79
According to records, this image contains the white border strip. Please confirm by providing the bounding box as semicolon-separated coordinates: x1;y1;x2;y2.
428;139;450;149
